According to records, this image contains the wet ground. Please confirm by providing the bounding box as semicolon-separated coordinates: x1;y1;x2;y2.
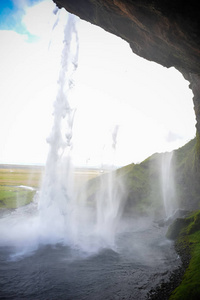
0;212;181;300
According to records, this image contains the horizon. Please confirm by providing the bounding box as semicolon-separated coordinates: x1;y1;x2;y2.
0;136;194;170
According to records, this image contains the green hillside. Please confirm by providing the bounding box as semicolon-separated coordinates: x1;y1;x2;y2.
85;137;200;221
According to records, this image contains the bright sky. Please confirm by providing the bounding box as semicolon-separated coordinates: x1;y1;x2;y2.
0;0;196;167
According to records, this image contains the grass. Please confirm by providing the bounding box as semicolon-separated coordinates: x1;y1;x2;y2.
0;165;44;209
0;186;36;209
0;167;44;187
111;137;200;218
174;137;200;209
167;210;200;299
174;231;200;299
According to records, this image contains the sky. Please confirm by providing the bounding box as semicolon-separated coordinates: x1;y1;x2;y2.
0;0;196;167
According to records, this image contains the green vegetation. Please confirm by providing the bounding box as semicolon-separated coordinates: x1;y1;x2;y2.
166;210;200;299
0;186;36;209
84;137;200;219
84;152;166;217
0;165;44;209
0;166;43;187
174;137;200;210
116;156;164;216
113;137;200;217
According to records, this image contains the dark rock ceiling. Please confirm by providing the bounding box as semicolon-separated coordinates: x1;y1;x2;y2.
53;0;200;138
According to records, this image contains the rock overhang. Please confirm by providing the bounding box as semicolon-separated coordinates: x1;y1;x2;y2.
53;0;200;144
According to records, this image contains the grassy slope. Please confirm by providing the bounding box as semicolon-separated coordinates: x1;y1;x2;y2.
0;186;36;209
113;137;200;217
0;166;44;209
116;156;164;217
167;210;200;299
85;137;200;219
86;151;172;218
174;138;200;210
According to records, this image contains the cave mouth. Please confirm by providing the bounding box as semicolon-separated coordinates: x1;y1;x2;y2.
0;4;198;299
71;14;196;168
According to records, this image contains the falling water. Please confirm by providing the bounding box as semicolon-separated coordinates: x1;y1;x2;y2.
37;13;125;252
161;151;176;218
95;125;125;247
38;13;79;245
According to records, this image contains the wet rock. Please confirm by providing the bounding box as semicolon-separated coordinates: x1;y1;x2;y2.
156;209;190;228
146;239;191;300
166;218;189;240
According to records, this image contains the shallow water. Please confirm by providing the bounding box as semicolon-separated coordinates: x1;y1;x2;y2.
0;205;180;300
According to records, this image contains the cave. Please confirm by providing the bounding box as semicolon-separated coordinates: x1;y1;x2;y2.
1;2;200;299
53;0;200;164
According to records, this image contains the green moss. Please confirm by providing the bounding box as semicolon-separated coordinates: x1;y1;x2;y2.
169;210;200;299
170;232;200;299
187;211;200;234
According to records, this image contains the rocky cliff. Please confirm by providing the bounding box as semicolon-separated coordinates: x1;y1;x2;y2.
53;0;200;162
54;0;200;72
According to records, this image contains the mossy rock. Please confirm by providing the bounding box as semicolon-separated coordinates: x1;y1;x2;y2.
166;218;190;240
166;210;200;240
169;211;200;299
187;211;200;234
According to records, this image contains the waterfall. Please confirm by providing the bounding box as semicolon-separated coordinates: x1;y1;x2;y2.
37;12;125;252
161;151;176;219
38;13;79;245
95;125;125;247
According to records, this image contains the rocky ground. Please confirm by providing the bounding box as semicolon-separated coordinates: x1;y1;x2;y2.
146;237;191;299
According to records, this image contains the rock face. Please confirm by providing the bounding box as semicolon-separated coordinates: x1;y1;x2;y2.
53;0;200;152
